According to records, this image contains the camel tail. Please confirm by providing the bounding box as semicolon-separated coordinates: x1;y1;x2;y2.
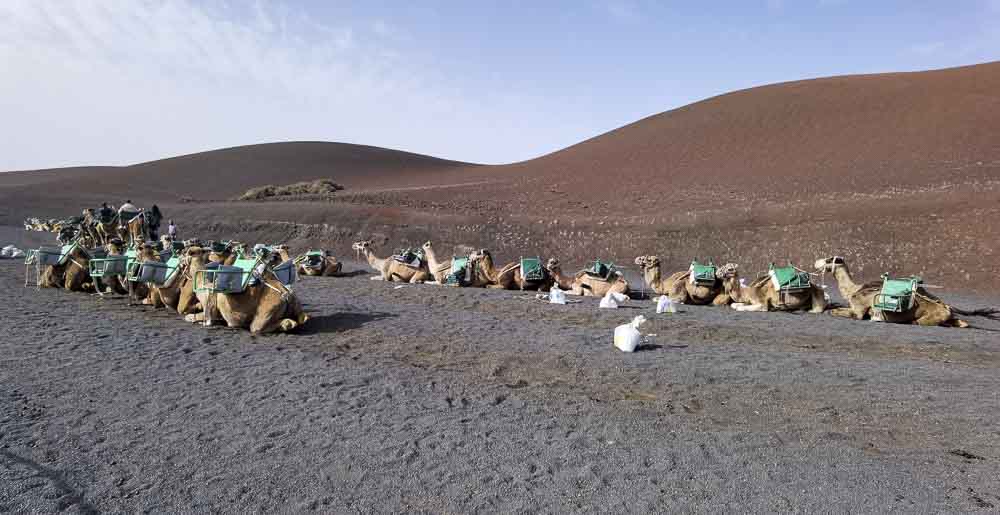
951;306;1000;319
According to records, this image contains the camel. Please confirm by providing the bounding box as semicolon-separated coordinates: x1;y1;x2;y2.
468;250;554;290
813;256;996;327
352;240;430;283
295;250;343;277
421;242;453;284
128;242;186;308
93;238;131;295
634;256;732;305
272;244;294;263
37;243;95;292
183;246;308;334
719;263;827;313
174;245;205;315
118;211;147;247
545;258;629;297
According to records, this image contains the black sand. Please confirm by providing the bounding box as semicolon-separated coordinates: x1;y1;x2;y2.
2;258;999;512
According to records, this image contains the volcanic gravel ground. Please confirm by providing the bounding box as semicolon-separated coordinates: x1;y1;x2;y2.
2;260;1000;512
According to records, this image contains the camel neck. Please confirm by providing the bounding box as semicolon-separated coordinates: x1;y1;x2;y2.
643;265;661;290
551;268;573;290
831;265;861;298
364;249;384;268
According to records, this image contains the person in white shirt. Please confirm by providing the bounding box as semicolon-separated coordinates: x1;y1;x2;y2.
118;200;140;229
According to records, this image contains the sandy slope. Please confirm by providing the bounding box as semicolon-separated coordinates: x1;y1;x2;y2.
2;261;999;512
2;61;999;291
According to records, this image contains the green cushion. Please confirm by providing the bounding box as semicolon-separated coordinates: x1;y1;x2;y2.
446;256;470;285
521;257;544;281
874;275;921;312
769;264;811;290
585;259;615;279
690;261;717;284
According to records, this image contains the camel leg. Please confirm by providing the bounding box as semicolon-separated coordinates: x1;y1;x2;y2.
184;312;207;324
808;287;827;313
733;302;768;312
941;318;970;328
915;311;951;327
711;293;732;306
828;307;859;319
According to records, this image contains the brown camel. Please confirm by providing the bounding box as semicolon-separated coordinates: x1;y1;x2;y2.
813;256;995;327
468;250;554;291
719;263;827;313
352;240;430;283
634;256;732;305
184;246;308;334
131;243;188;310
175;245;206;316
295;250;343;277
545;258;629;297
421;242;454;284
37;243;95;292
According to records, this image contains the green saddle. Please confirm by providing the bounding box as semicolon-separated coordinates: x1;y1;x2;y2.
393;248;425;268
520;257;545;282
446;256;470;285
584;259;616;280
874;275;921;313
769;264;811;291
689;260;717;285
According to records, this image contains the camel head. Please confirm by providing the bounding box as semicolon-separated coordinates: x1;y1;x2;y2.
716;263;740;279
634;255;660;270
814;256;846;272
137;242;159;261
105;238;125;255
545;258;562;274
421;241;434;252
352;240;374;253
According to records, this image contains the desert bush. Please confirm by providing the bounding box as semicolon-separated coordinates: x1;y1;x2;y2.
236;179;345;201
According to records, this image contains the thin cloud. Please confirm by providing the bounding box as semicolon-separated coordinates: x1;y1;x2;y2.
0;0;571;169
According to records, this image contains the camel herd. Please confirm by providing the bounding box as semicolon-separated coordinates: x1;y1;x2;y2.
22;235;358;334
19;211;999;332
353;240;997;329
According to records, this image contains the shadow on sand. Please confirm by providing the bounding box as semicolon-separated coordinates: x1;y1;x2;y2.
332;270;371;278
300;311;396;334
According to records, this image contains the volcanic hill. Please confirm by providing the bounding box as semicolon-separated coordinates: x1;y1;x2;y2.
3;61;999;291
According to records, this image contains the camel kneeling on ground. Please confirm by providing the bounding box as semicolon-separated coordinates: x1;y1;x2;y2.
720;263;827;313
635;256;732;305
352;240;429;283
546;258;629;297
183;246;308;334
814;256;998;328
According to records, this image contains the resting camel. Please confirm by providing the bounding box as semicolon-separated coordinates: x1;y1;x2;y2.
91;238;130;294
468;249;554;290
634;256;733;305
37;244;95;292
352;240;430;283
295;250;343;277
130;243;186;309
422;242;453;284
184;246;308;334
813;256;996;327
719;264;826;313
175;245;205;315
545;258;629;297
94;215;118;246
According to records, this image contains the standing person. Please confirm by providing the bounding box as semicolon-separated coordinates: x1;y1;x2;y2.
167;219;177;240
118;199;139;230
98;202;114;223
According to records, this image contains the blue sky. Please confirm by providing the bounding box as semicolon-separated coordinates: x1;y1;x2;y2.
1;0;998;170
